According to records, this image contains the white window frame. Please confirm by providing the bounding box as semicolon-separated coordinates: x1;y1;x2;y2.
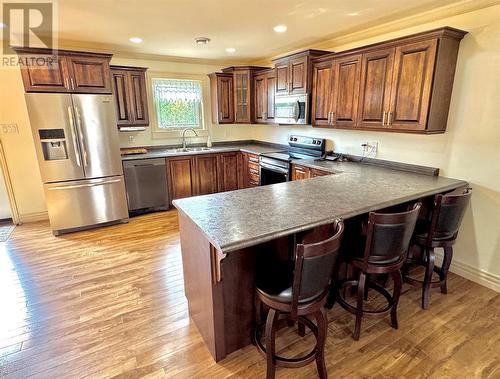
148;72;209;139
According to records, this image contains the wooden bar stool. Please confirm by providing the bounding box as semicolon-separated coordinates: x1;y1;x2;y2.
404;188;471;309
254;220;344;379
336;204;421;340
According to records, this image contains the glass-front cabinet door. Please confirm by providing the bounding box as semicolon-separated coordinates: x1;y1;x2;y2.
233;70;250;123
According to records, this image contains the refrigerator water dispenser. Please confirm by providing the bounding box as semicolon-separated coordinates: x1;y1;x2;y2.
39;129;68;161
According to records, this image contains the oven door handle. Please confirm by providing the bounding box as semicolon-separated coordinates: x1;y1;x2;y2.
260;162;289;175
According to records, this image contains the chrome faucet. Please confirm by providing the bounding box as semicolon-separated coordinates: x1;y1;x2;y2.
182;128;198;149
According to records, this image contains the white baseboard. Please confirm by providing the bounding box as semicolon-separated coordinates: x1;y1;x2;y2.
19;211;49;223
435;251;500;293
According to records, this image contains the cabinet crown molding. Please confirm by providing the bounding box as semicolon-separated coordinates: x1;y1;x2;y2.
12;46;113;58
312;26;467;63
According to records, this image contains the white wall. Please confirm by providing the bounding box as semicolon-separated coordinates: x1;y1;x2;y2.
0;167;11;219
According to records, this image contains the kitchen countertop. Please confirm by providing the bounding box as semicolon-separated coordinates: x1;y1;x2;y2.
121;142;284;161
173;161;467;253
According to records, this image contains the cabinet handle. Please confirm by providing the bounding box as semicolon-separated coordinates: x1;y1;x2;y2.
388;111;393;125
331;112;336;125
70;77;75;90
263;112;267;120
64;77;70;90
382;111;387;126
327;112;332;124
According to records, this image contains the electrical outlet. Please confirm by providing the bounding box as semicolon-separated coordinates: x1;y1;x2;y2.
0;124;19;134
128;135;136;143
361;141;378;155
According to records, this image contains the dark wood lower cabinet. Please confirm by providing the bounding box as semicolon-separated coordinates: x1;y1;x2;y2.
168;152;242;204
166;156;196;203
291;164;331;180
218;153;239;192
166;158;335;204
240;152;260;188
195;155;219;195
291;164;311;181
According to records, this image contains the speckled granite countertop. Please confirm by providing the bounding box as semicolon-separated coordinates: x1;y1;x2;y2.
121;143;283;161
173;161;467;253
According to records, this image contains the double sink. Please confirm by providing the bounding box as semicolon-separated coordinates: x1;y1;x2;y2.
166;147;213;153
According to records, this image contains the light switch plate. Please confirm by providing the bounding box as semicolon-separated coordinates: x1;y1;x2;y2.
1;124;19;134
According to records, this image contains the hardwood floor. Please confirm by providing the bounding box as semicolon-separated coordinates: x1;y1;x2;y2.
0;210;499;378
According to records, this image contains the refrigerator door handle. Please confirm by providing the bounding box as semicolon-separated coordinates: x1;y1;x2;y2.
74;106;88;167
47;178;122;191
67;106;82;167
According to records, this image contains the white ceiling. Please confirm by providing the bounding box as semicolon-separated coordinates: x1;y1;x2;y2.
53;0;465;62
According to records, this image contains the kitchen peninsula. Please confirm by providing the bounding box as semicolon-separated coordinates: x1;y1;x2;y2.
173;162;467;361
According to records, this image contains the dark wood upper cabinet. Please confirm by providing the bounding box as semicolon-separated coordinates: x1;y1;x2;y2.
312;27;466;134
312;54;361;128
388;39;437;131
266;73;276;122
357;48;395;129
110;66;149;127
233;69;251;123
332;54;362;128
272;50;330;96
222;66;268;123
14;47;112;94
289;55;308;94
253;73;266;123
66;55;112;93
253;69;276;124
209;73;234;124
275;62;289;95
15;52;70;92
311;59;335;127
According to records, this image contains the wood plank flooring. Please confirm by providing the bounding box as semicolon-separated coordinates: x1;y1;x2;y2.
0;210;499;378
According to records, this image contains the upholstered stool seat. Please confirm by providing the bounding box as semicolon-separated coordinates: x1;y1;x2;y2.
404;188;472;309
334;204;421;341
254;220;344;379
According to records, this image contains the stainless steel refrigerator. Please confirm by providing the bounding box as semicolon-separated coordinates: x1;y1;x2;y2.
25;93;129;235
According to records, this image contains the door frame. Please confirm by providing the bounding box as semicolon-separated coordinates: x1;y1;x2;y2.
0;138;21;225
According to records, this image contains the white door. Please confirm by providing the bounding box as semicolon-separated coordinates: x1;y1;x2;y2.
0;168;11;219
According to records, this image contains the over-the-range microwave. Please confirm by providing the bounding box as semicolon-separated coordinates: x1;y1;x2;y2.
274;94;308;125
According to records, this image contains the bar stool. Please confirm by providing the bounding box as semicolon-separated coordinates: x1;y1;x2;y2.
336;204;421;340
404;188;471;309
254;220;344;379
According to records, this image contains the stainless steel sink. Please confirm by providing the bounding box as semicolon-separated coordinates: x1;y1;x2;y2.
166;147;213;153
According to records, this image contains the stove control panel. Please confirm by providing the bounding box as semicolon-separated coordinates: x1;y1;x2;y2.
288;134;326;152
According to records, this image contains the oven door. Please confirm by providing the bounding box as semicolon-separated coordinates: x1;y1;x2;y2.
259;162;289;185
275;94;308;125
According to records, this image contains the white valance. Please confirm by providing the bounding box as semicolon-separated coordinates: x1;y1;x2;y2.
152;79;202;103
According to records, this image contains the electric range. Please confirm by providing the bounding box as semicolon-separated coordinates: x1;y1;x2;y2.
259;135;326;185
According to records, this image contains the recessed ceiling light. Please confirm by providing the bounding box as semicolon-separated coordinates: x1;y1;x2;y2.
347;12;359;16
225;47;236;53
0;22;6;29
273;25;287;33
195;37;211;45
129;37;143;44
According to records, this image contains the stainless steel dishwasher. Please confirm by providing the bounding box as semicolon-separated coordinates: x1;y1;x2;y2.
123;158;169;214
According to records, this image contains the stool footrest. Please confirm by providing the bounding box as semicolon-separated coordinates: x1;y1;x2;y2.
254;315;319;368
337;280;394;318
